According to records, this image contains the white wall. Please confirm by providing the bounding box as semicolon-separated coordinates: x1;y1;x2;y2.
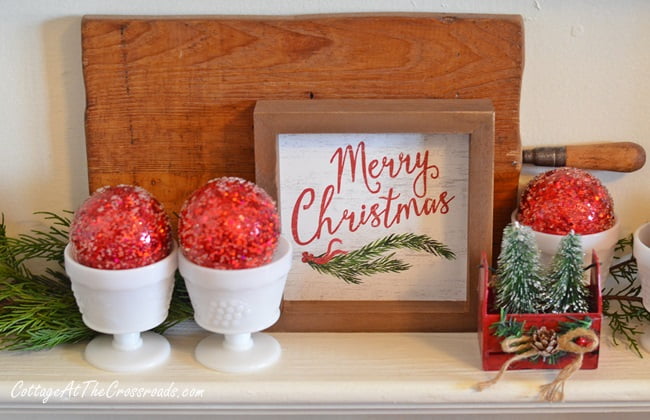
1;0;649;238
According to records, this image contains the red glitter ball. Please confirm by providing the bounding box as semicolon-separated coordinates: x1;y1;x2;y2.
178;177;280;269
70;185;173;270
518;167;615;235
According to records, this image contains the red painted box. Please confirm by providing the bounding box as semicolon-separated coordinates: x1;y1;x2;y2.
478;251;602;371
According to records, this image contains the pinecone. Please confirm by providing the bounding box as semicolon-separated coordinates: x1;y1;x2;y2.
531;327;559;357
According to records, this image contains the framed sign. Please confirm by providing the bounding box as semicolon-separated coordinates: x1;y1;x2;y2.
254;99;494;331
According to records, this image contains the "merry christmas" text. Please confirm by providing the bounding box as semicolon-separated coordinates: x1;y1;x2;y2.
291;141;455;246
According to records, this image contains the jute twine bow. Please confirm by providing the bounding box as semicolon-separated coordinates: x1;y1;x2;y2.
476;327;599;402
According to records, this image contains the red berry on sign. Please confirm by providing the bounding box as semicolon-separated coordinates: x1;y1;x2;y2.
575;336;591;347
70;185;172;270
178;177;280;269
518;167;615;235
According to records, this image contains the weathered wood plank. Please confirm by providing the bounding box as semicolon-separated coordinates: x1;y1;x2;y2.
82;13;524;330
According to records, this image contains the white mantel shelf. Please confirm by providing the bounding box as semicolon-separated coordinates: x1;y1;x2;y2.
1;324;650;416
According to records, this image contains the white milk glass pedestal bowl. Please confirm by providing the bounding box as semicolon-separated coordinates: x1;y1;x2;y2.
633;223;650;353
513;211;620;276
64;243;178;372
179;236;292;373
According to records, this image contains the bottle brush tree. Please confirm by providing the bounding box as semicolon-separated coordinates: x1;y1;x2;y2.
543;230;590;313
495;222;545;314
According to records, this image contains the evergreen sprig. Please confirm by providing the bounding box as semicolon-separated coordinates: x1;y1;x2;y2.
602;238;650;358
557;316;593;334
491;308;526;338
0;212;93;350
305;233;455;284
3;212;72;266
0;212;193;351
0;267;93;350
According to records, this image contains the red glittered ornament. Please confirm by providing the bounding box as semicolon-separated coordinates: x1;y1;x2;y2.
518;167;615;235
70;185;173;270
178;177;280;269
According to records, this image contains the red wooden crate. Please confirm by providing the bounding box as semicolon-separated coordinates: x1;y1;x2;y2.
478;251;602;371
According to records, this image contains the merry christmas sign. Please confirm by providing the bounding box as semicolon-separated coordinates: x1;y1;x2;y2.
254;99;494;331
278;132;466;301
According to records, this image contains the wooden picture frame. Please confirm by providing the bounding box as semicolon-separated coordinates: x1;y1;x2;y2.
254;99;494;332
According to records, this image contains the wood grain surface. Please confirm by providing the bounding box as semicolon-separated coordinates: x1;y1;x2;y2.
523;142;646;172
565;142;646;172
81;13;523;330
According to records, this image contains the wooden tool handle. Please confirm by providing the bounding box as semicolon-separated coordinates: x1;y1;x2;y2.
522;142;646;172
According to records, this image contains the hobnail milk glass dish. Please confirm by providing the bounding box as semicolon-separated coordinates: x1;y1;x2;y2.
179;236;292;373
64;242;178;372
512;210;620;276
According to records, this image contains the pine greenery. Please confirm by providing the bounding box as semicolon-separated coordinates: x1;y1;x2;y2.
0;212;193;351
0;212;94;350
494;222;545;314
305;233;455;284
603;236;650;357
543;231;590;313
491;308;526;338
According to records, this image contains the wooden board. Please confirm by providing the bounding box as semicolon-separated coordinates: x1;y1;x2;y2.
81;13;524;331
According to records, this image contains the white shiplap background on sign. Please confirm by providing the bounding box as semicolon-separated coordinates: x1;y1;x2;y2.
278;132;469;301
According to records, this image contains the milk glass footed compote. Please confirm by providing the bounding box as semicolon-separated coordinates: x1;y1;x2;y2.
64;243;178;372
179;236;292;373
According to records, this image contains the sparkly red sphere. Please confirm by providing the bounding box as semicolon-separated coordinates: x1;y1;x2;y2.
518;167;615;235
178;177;280;269
70;185;173;270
